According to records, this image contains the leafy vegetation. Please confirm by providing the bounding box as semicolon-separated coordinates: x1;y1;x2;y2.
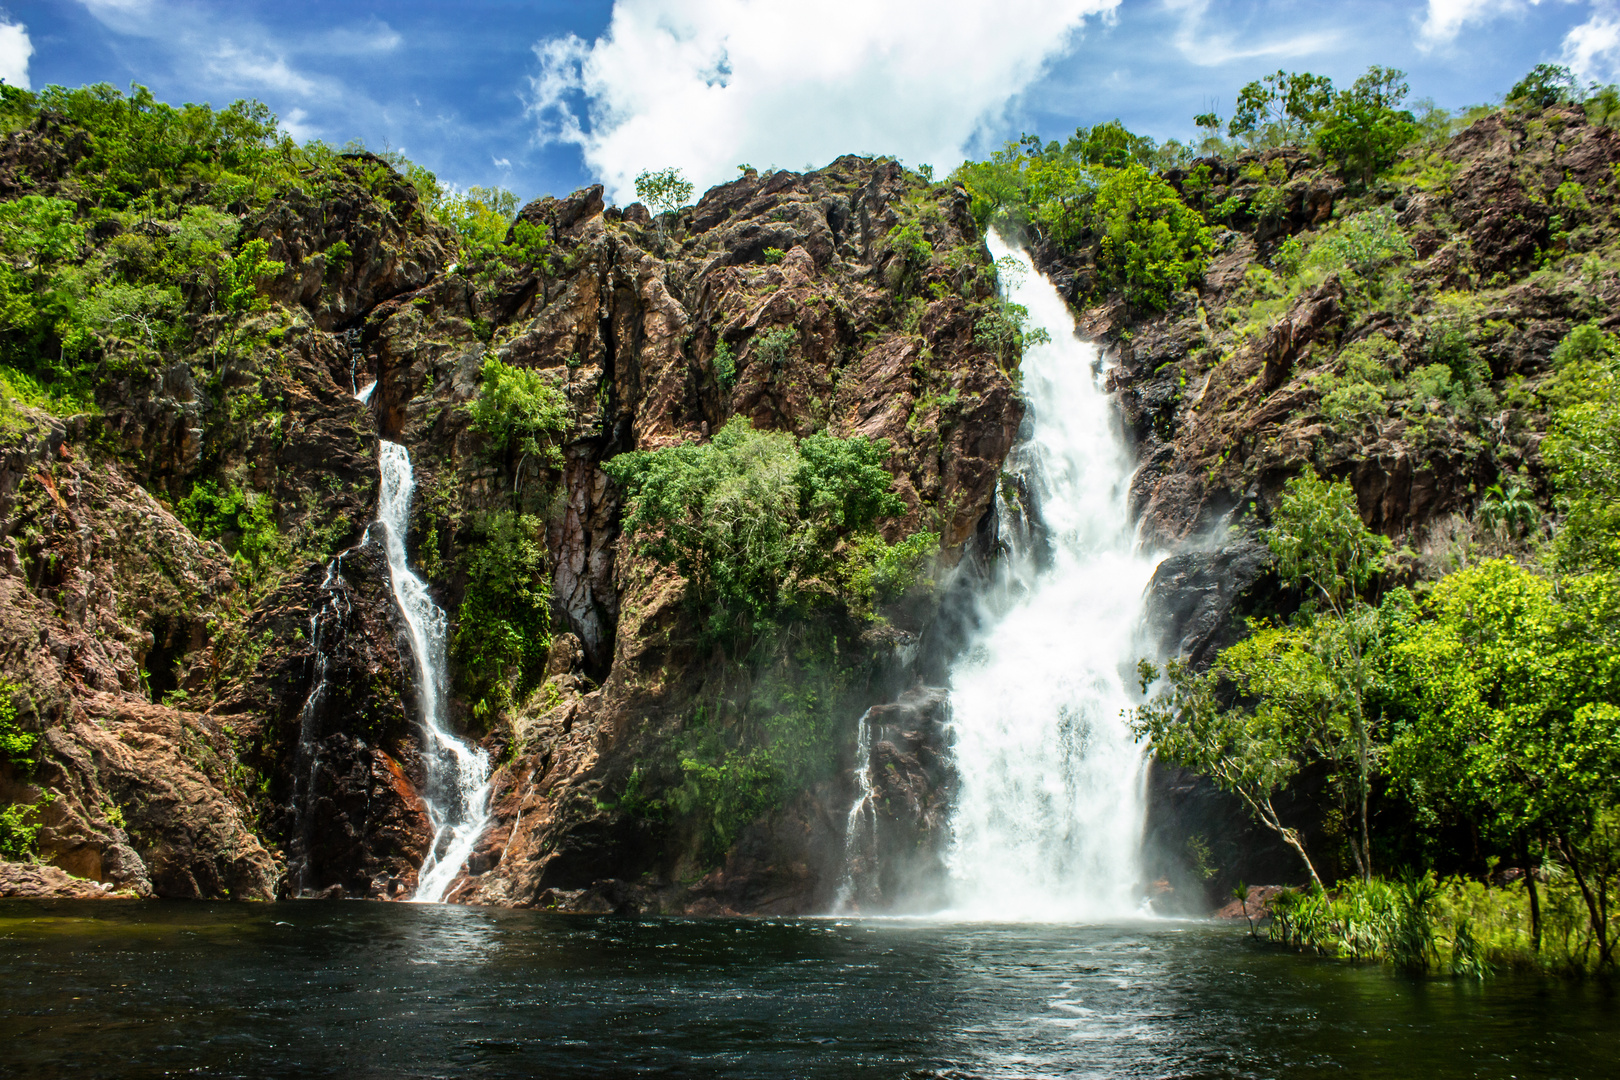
1139;307;1620;971
467;355;570;467
952;127;1211;310
177;480;287;589
452;511;553;716
604;418;923;648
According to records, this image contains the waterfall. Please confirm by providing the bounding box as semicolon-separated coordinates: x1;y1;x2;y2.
287;556;348;895
832;708;880;912
374;440;493;903
941;233;1162;921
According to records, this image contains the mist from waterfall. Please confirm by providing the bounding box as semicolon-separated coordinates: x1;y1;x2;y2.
941;233;1162;921
375;440;493;904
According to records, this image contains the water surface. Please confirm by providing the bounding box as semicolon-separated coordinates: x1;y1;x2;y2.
3;901;1615;1078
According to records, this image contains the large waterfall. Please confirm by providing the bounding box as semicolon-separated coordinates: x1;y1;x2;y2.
375;441;493;903
941;234;1162;921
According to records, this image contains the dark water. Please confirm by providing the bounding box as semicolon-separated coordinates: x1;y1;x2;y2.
1;901;1615;1079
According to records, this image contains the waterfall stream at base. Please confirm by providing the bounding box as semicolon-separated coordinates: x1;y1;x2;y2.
832;708;879;912
940;233;1163;921
375;441;493;904
286;557;348;896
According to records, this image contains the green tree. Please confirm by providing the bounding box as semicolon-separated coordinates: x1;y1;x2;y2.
604;418;907;646
214;237;284;369
1316;66;1420;188
1135;472;1397;885
452;511;552;714
1389;560;1620;965
1542;323;1620;574
1066;119;1158;169
1229;70;1336;146
635;167;694;244
1092;164;1214;310
1508;64;1577;108
467;355;570;480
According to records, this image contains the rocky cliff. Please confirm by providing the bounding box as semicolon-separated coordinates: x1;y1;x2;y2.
1;86;1606;912
0;90;1017;910
1045;103;1620;904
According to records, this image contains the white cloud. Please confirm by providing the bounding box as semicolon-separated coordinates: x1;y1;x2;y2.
1163;0;1340;67
1415;0;1557;49
529;0;1120;204
279;106;318;142
1564;2;1620;81
75;1;396;102
0;19;32;89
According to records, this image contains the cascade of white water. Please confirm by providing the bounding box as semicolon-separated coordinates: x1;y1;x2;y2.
375;440;493;903
832;708;880;912
941;233;1162;921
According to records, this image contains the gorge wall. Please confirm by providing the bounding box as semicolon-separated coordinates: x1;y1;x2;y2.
2;88;1610;911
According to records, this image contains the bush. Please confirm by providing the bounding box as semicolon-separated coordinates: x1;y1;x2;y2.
0;791;53;861
177;480;285;586
712;339;737;392
467;355;569;464
1309;208;1413;278
452;511;552;715
0;680;33;769
1091;164;1213;310
604;418;910;645
1316;67;1420;188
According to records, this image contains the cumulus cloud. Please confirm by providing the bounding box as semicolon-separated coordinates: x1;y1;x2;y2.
529;0;1120;203
1163;0;1341;67
0;18;32;89
1564;2;1620;82
1416;0;1554;49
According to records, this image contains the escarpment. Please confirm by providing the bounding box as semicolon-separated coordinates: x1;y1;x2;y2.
1028;103;1620;904
0;95;1020;910
4;83;1612;914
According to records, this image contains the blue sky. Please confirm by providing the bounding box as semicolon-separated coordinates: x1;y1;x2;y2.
1;1;1610;205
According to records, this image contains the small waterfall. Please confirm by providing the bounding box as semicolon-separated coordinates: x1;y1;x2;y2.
832;708;880;912
941;233;1162;921
286;556;349;895
374;440;493;903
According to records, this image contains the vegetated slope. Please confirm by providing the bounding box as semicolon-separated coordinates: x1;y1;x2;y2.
0;83;1023;908
994;99;1620;918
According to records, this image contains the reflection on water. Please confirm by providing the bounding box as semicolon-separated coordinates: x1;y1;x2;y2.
2;902;1616;1078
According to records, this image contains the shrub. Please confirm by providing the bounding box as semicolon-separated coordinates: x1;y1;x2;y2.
712;339;737;392
0;680;33;770
1309;208;1413;278
974;297;1051;367
751;326;798;373
0;791;53;861
452;511;552;715
1091;164;1213;310
177;480;286;585
1316;67;1420;188
467;355;569;464
604;418;907;645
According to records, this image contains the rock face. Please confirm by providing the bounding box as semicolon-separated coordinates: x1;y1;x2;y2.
3;96;1602;913
0;139;1018;908
1046;104;1620;905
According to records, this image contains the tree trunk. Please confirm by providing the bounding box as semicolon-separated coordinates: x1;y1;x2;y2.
1558;836;1611;967
1523;835;1542;953
1253;794;1325;892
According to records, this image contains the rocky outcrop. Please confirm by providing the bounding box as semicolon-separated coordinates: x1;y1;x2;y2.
1063;105;1620;902
0;144;1017;909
